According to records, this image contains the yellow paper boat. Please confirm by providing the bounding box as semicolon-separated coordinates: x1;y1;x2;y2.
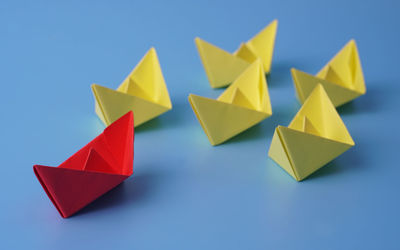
91;48;172;127
189;60;272;145
268;84;355;181
292;40;366;107
195;20;278;88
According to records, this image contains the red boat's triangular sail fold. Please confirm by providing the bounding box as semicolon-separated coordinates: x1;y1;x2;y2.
83;148;115;174
33;111;134;218
33;165;129;218
56;133;119;173
103;111;134;176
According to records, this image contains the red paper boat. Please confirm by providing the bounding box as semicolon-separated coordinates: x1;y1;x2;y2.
33;111;134;218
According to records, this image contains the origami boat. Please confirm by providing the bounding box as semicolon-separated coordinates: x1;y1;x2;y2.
195;20;278;88
268;85;355;181
92;48;172;127
291;40;366;107
33;111;134;218
189;60;272;145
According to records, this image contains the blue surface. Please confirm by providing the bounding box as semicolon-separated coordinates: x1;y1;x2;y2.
1;0;399;249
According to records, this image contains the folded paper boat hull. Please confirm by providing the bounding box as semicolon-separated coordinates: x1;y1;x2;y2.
269;126;353;181
33;165;129;218
189;94;269;145
33;111;134;218
268;85;354;181
91;48;172;127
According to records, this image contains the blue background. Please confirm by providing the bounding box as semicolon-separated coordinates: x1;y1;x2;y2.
1;0;399;249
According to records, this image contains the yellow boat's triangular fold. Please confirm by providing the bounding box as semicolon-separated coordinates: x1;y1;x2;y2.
291;40;366;107
189;60;272;145
230;88;255;110
236;19;278;74
235;43;258;67
195;37;250;88
268;85;355;181
295;116;320;137
217;60;272;113
317;40;365;94
92;48;172;127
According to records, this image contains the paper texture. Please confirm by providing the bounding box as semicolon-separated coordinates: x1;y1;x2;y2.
33;111;134;218
196;20;278;88
92;48;172;127
268;85;354;181
292;40;366;107
189;60;272;145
